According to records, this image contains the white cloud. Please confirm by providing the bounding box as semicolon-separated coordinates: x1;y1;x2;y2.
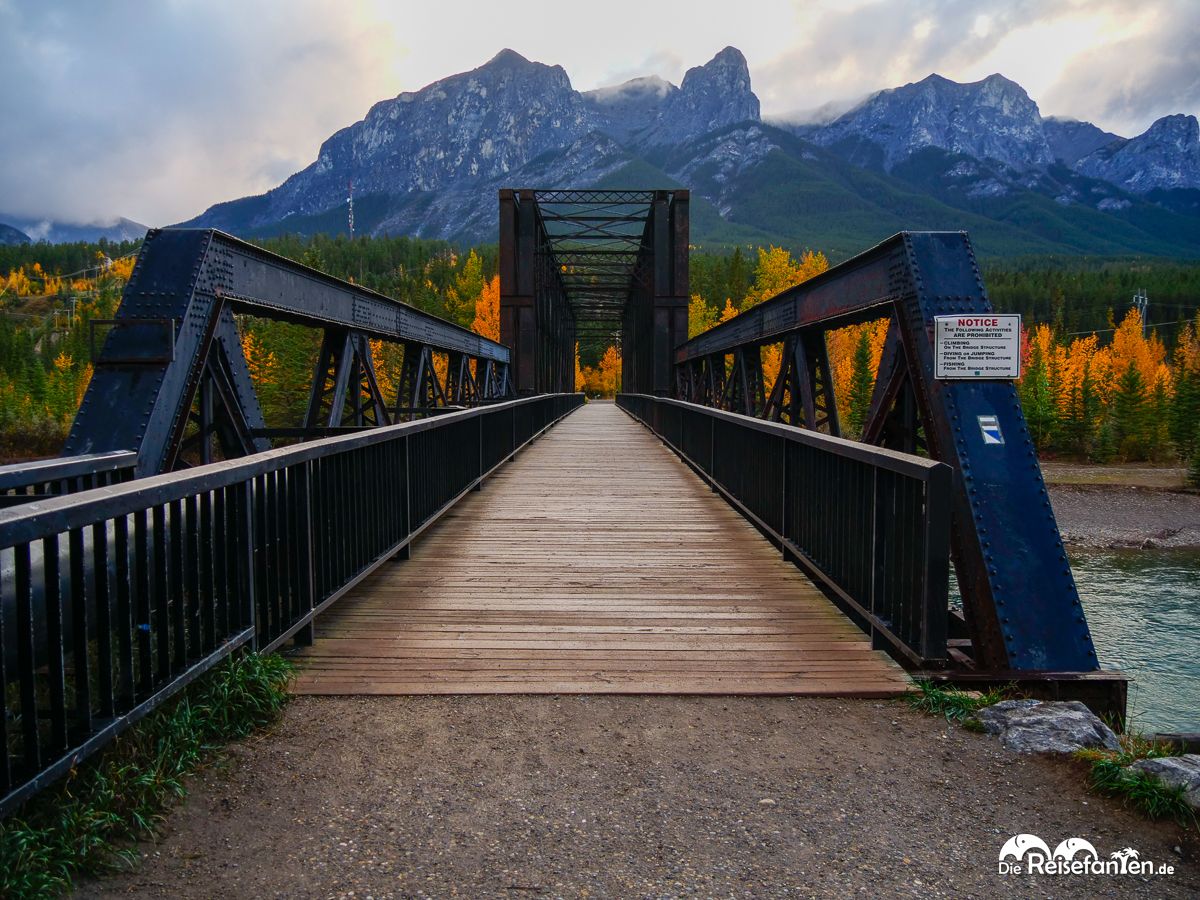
0;0;1194;225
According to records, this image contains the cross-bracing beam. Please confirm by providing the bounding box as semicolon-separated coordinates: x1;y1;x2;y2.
66;229;511;475
499;188;689;396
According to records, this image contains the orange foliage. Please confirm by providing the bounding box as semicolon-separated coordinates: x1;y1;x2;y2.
761;344;783;390
578;345;622;397
826;319;889;425
471;275;500;342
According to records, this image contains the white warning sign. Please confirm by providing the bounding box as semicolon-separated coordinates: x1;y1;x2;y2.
934;314;1022;379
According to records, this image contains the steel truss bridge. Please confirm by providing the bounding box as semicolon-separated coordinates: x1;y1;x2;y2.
0;189;1123;817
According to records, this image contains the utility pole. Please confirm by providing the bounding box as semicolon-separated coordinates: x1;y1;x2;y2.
347;179;363;283
1132;288;1149;336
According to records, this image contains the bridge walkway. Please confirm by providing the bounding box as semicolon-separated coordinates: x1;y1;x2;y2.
291;402;908;695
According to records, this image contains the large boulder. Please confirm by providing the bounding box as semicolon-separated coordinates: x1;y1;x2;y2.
977;699;1120;754
1130;755;1200;811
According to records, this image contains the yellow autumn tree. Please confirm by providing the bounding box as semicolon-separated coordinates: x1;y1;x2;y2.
688;294;716;338
598;345;622;397
743;247;829;310
471;275;500;342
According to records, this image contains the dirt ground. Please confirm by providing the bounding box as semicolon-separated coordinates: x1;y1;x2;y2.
76;695;1197;899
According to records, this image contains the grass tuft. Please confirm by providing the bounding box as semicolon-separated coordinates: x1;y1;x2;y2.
0;651;293;899
1075;730;1178;767
1086;759;1197;827
905;679;1012;723
1076;731;1197;829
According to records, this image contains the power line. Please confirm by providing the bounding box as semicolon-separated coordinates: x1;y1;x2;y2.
1063;317;1196;337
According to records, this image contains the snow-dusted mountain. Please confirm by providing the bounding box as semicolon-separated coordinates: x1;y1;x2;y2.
179;48;1200;258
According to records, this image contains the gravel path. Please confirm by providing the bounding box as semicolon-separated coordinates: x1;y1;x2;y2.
76;696;1197;899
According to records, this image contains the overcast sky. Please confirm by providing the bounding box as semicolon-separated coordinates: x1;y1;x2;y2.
1;0;1196;226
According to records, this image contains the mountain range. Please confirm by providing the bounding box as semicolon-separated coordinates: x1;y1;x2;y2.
51;48;1200;257
0;216;148;246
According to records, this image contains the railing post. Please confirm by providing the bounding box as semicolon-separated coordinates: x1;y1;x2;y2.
780;438;788;558
473;413;484;491
241;478;258;649
397;436;411;560
294;462;316;646
870;468;882;652
920;463;952;662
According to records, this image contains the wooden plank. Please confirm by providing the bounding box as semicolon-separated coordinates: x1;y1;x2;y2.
291;402;908;697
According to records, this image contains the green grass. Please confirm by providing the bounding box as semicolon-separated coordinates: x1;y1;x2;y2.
1075;732;1197;828
0;652;293;899
1086;760;1196;826
905;678;1012;724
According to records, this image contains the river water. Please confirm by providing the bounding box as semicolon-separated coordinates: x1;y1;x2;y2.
1072;550;1200;735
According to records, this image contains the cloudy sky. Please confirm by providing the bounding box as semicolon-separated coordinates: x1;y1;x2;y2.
1;0;1196;226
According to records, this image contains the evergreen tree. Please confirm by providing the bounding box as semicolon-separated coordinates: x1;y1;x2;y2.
443;250;484;328
1148;376;1172;461
299;243;328;274
1170;366;1200;458
1018;340;1057;450
846;328;874;438
1073;362;1101;457
1110;361;1149;461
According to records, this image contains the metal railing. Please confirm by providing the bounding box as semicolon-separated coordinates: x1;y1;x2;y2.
617;394;951;669
0;452;138;509
0;393;583;815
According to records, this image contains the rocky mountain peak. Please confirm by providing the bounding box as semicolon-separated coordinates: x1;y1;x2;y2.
812;71;1053;171
1144;113;1200;146
583;75;679;145
1076;113;1200;193
640;46;760;146
1043;116;1124;167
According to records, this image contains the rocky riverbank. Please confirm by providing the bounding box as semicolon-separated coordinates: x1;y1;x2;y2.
1050;485;1200;550
1041;462;1200;550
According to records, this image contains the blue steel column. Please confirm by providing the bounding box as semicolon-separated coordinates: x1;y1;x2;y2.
896;232;1097;671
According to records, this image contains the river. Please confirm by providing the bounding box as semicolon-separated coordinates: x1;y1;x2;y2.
1073;549;1200;735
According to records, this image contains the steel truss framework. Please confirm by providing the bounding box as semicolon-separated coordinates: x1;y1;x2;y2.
499;188;688;395
676;231;1098;674
66;229;511;476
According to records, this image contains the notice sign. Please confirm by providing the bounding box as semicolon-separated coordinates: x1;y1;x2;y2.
934;314;1022;379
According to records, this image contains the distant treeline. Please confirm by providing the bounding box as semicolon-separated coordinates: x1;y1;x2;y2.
0;234;1197;474
982;257;1200;343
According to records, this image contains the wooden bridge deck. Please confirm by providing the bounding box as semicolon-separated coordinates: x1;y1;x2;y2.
291;402;909;696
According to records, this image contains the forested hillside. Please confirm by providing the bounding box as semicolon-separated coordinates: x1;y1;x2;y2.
1;234;1197;478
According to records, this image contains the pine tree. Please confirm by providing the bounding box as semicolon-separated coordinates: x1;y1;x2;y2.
1018;339;1057;450
846;328;874;439
1070;361;1101;457
1170;366;1200;458
443;250;484;328
1148;376;1172;461
1110;361;1148;461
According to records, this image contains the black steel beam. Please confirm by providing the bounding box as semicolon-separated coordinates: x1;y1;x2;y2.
65;228;509;474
